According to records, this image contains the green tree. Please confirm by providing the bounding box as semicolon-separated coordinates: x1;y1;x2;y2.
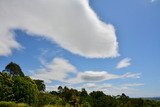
89;91;106;107
80;88;88;97
58;86;63;94
12;76;38;105
5;62;24;77
37;92;56;106
34;79;45;92
79;88;88;107
50;91;58;96
0;72;14;101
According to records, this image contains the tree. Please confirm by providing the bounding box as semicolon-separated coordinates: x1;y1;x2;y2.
79;88;88;106
50;91;58;96
34;79;45;92
37;92;56;106
0;72;14;101
58;86;63;94
4;62;24;77
89;91;107;107
80;88;88;97
13;76;38;105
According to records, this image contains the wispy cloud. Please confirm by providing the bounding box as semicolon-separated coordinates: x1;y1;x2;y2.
67;71;141;83
116;58;131;69
30;57;141;84
123;83;144;87
0;0;119;58
82;83;144;96
82;83;97;89
30;57;77;83
150;0;157;2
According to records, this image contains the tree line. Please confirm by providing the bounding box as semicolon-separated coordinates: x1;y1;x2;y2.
0;62;160;107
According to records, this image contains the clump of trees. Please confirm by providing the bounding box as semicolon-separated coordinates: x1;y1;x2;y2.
0;62;39;106
1;62;160;107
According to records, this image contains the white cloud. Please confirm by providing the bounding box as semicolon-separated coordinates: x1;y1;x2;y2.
82;83;97;88
80;83;144;96
0;30;21;56
121;72;141;79
30;57;77;83
81;71;119;81
116;58;131;69
123;83;144;87
66;71;141;83
30;57;141;84
46;85;59;92
0;0;119;58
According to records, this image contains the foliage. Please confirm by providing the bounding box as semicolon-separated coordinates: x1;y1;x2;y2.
0;101;16;107
5;62;25;77
50;91;58;96
0;72;14;101
12;76;38;105
37;92;56;106
34;79;45;91
0;101;30;107
17;103;30;107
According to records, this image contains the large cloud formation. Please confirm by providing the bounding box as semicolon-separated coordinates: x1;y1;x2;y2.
0;0;118;58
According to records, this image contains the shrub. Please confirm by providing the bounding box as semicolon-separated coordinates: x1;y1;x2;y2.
37;92;56;106
17;103;30;107
0;101;16;107
82;102;91;107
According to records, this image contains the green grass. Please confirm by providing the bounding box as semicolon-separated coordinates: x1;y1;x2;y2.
0;101;30;107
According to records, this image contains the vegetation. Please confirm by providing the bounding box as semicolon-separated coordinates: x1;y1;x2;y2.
34;80;45;92
1;62;160;107
4;62;25;77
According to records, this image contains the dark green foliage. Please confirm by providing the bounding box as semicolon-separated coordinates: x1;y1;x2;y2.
50;91;58;96
12;76;38;105
89;91;116;107
5;62;25;77
79;88;88;106
58;86;63;93
37;92;56;106
80;88;88;97
0;72;14;101
34;79;45;91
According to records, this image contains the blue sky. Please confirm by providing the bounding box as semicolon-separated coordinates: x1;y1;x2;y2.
0;0;160;97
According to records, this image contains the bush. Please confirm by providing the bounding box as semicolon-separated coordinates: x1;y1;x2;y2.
82;102;91;107
17;103;30;107
37;92;56;106
0;101;16;107
13;76;38;104
44;105;55;107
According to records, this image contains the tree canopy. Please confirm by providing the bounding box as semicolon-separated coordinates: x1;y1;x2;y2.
4;62;25;77
34;79;45;92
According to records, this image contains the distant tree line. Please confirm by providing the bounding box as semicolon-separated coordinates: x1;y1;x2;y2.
0;62;160;107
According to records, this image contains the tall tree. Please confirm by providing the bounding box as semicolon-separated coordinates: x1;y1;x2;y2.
5;62;24;77
34;79;45;92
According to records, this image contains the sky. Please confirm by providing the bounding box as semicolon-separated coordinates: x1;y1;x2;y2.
0;0;160;97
